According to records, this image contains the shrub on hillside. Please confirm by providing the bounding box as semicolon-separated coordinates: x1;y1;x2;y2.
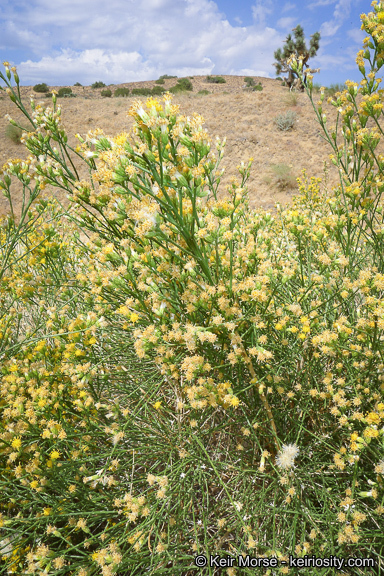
206;75;226;83
159;74;177;80
114;87;130;97
270;163;297;189
155;78;165;84
5;124;23;144
101;89;112;97
5;121;34;144
131;87;153;96
284;92;298;106
252;82;263;91
169;77;193;93
74;82;82;86
151;85;166;95
33;83;49;93
197;89;210;95
244;76;255;86
91;81;106;88
274;110;297;130
57;87;73;97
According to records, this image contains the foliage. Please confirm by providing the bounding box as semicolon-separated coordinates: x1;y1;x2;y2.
274;110;297;131
57;87;73;98
151;86;166;96
284;92;298;106
159;74;177;80
252;83;263;91
269;163;297;190
197;89;210;95
274;25;320;90
155;78;165;84
74;82;82;87
101;89;112;98
33;83;49;93
5;124;23;144
1;4;384;573
5;119;34;144
114;87;130;97
91;81;106;89
131;87;153;96
206;75;226;84
326;82;346;96
169;78;193;93
244;76;255;86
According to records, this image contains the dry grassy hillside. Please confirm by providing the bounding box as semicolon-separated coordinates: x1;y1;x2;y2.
0;75;340;216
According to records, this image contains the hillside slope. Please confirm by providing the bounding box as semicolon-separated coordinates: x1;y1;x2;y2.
0;75;339;216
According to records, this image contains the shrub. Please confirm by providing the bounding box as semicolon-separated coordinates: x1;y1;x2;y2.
155;78;165;84
274;110;297;130
197;89;210;95
326;82;346;96
206;75;226;83
269;163;297;189
5;121;34;144
159;74;177;80
284;92;298;106
57;87;73;97
101;89;112;97
33;82;49;93
244;76;255;86
176;77;193;90
169;78;193;93
114;87;130;97
91;81;106;88
252;82;263;91
151;85;166;95
1;4;384;572
131;87;153;96
74;82;82;86
5;124;23;144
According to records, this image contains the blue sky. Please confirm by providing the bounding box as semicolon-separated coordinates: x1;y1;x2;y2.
0;0;368;87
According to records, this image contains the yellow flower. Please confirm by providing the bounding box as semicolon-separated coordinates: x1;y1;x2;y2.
153;401;162;410
130;312;139;323
50;450;61;460
11;437;22;450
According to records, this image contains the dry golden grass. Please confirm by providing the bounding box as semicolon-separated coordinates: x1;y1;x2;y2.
0;75;340;216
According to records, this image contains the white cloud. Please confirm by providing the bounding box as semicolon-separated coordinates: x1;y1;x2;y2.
1;0;284;85
251;0;273;28
276;17;296;29
308;0;336;8
320;0;352;37
347;27;364;44
282;2;296;12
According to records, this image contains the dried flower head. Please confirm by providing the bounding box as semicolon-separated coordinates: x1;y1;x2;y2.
276;443;300;469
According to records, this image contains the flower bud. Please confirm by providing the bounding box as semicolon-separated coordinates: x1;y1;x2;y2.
5;88;16;102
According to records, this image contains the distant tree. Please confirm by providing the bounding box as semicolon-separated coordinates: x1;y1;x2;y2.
274;25;320;90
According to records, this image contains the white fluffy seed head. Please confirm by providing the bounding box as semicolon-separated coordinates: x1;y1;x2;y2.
276;443;299;469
